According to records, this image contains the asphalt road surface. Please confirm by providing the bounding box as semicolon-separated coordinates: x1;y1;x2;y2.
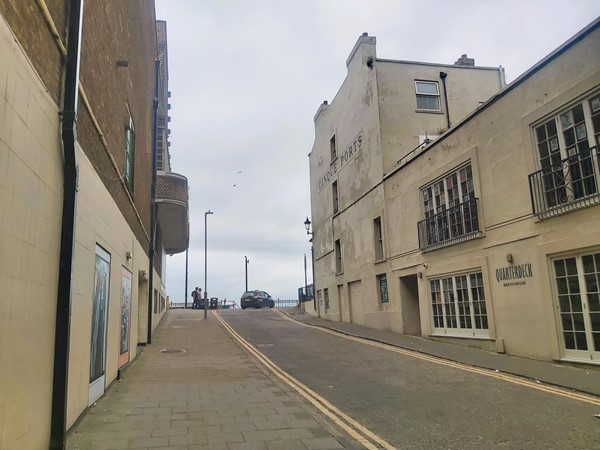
218;308;600;450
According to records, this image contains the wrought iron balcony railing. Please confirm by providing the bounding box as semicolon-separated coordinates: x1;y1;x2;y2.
418;198;480;251
528;145;600;219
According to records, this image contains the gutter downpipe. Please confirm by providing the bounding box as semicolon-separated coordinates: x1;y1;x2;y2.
50;0;84;449
147;58;160;344
440;71;451;129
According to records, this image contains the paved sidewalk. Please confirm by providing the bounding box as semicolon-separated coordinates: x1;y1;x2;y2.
67;310;357;450
284;307;600;397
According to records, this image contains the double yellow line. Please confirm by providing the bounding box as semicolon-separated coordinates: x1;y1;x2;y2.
272;308;600;407
213;310;396;450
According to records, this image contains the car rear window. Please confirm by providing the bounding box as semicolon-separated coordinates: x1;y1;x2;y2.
242;292;255;297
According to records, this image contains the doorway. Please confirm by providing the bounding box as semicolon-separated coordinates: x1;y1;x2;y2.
89;245;111;405
552;253;600;363
400;274;421;336
348;280;364;325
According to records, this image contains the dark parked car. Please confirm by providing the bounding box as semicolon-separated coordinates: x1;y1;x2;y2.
241;290;275;309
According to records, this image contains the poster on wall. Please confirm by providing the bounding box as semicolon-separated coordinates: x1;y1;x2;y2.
119;267;132;368
90;246;110;386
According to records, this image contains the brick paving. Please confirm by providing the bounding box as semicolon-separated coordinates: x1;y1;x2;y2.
67;310;353;450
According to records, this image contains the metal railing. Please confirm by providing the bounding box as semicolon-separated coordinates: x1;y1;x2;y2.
418;198;480;251
529;145;600;219
274;299;300;308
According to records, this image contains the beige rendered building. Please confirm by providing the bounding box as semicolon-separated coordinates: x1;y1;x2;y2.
0;2;188;448
308;20;600;366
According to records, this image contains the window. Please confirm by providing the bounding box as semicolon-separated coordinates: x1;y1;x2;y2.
124;110;135;192
335;239;342;274
430;271;488;337
332;180;339;213
552;253;600;361
415;81;440;111
324;288;329;310
377;274;388;303
330;135;337;161
529;92;600;216
419;164;479;250
373;216;384;260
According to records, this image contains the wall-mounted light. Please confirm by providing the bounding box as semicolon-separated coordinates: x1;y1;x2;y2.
304;217;313;235
506;253;513;263
139;269;148;280
126;251;132;260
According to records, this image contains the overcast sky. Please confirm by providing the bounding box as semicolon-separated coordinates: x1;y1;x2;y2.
155;0;600;305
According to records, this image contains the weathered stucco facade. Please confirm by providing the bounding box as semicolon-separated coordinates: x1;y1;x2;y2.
0;2;187;448
309;22;600;366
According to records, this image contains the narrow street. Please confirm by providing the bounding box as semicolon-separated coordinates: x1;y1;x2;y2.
218;308;600;450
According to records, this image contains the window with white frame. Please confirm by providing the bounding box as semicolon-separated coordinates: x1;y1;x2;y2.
430;271;488;337
419;164;479;250
415;81;441;111
124;109;135;192
530;92;600;213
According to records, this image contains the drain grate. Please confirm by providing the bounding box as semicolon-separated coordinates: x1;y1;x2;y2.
159;348;187;354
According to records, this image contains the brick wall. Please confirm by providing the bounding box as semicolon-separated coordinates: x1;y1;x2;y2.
78;0;157;250
0;0;159;254
0;0;66;103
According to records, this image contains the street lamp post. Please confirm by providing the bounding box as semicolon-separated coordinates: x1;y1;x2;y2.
184;248;189;309
244;256;249;292
204;210;213;320
304;217;316;315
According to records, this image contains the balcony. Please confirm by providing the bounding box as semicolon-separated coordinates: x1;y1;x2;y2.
418;198;481;252
529;146;600;219
156;171;189;254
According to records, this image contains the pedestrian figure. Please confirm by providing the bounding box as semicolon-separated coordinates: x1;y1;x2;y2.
191;287;199;309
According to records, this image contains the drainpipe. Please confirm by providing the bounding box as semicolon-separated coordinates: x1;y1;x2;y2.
50;1;84;449
439;71;451;129
147;58;160;344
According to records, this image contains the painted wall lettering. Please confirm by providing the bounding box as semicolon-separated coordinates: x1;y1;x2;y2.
318;131;364;192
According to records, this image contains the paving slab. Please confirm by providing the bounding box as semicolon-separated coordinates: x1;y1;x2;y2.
67;310;356;450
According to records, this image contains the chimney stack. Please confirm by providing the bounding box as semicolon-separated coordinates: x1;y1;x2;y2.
454;54;475;66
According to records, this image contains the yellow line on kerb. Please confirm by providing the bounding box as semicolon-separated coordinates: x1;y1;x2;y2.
212;310;396;450
272;309;600;407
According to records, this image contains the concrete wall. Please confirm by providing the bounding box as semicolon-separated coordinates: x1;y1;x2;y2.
0;14;63;449
0;2;169;447
384;24;600;360
377;60;504;174
309;24;600;364
309;34;504;336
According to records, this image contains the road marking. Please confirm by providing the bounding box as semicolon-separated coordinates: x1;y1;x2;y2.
213;310;396;450
272;308;600;407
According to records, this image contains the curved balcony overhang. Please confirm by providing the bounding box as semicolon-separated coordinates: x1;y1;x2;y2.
156;171;189;255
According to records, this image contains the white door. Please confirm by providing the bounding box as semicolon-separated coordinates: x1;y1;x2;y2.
89;245;111;405
552;252;600;363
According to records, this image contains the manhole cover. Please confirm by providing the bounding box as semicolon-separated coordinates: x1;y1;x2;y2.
159;348;187;354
